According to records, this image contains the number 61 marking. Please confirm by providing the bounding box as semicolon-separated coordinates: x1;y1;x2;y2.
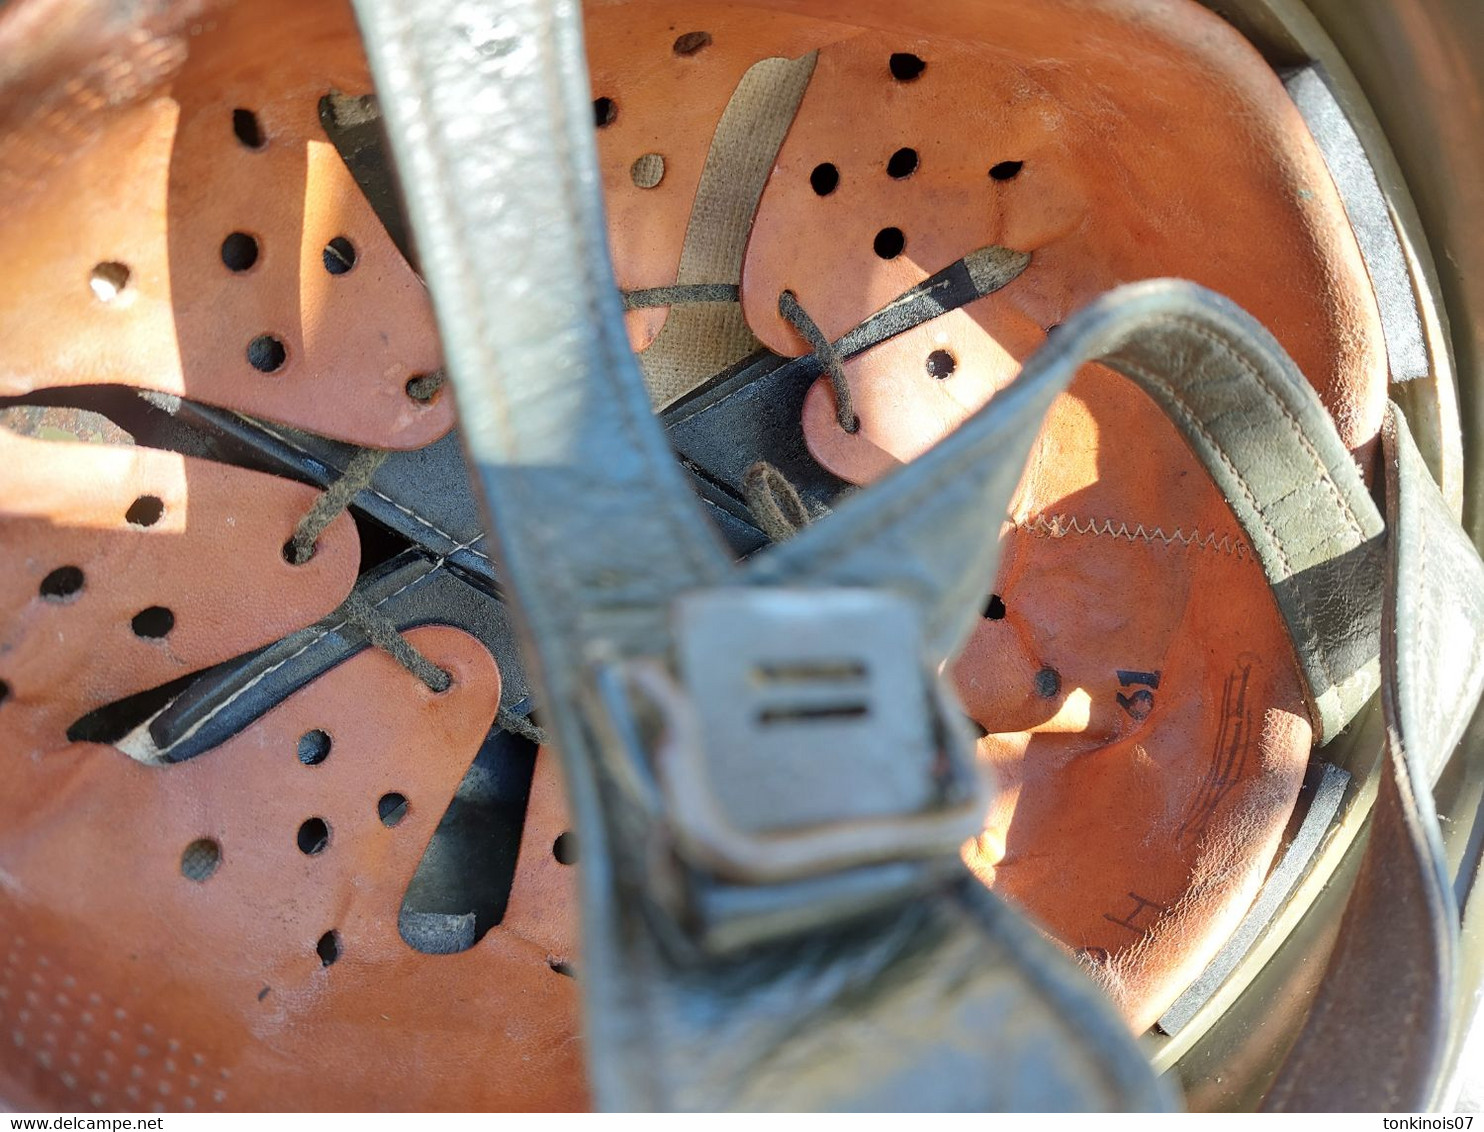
1115;669;1161;721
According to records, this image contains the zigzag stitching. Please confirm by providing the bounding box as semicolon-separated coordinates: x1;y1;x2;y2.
1013;512;1252;560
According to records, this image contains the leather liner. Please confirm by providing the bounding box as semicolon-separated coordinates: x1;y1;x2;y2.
0;627;582;1112
589;0;1386;1030
0;0;451;451
0;0;1398;1108
0;428;359;760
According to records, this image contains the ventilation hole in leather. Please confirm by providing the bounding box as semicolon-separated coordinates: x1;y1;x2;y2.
672;30;712;55
180;839;221;882
1034;666;1062;698
989;160;1024;181
593;96;617;128
297;817;331;856
125;495;165;527
548;959;576;978
322;236;356;276
398;728;537;954
405;373;442;404
247;335;287;373
889;53;926;81
130;606;174;639
553;831;578;865
233;108;266;149
631;153;665;189
219;233;259;273
983;593;1007;620
40;565;84;602
0;680;9;707
873;227;905;259
89;262;130;303
316;930;341;967
378;792;409;827
297;729;331;766
809;162;839;196
887;147;918;179
926;349;956;378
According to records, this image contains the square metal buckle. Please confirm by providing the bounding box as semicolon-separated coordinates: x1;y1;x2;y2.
658;587;989;885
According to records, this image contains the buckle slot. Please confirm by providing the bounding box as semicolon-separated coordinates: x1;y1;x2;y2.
650;587;989;886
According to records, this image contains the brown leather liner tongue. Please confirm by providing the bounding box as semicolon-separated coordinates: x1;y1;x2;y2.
0;428;361;759
0;0;451;450
0;627;585;1112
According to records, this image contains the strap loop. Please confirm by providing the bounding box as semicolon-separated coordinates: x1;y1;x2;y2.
741;460;810;542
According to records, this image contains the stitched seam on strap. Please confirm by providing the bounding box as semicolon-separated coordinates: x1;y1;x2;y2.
243;416;496;564
361;484;491;561
1116;353;1340;695
1012;513;1252;559
1170;318;1368;541
156;529;487;757
1387;471;1443;1101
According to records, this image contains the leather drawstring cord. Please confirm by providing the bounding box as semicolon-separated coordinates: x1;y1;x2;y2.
285;442;548;729
342;590;453;693
496;706;546;745
285;447;388;565
285;448;452;694
741;460;811;542
779;289;858;433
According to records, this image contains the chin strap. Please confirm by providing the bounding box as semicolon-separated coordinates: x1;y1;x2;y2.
1265;404;1484;1111
353;0;1483;1110
353;0;1166;1109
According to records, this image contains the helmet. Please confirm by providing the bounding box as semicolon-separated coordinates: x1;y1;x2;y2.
0;0;1480;1112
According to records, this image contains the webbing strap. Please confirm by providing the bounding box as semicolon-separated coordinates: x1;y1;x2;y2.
638;52;817;408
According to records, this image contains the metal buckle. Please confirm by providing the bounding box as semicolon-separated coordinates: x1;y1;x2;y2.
651;587;989;885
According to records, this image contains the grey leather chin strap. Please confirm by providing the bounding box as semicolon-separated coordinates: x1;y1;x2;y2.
1266;404;1484;1111
353;0;1167;1111
755;280;1385;741
353;0;1480;1111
